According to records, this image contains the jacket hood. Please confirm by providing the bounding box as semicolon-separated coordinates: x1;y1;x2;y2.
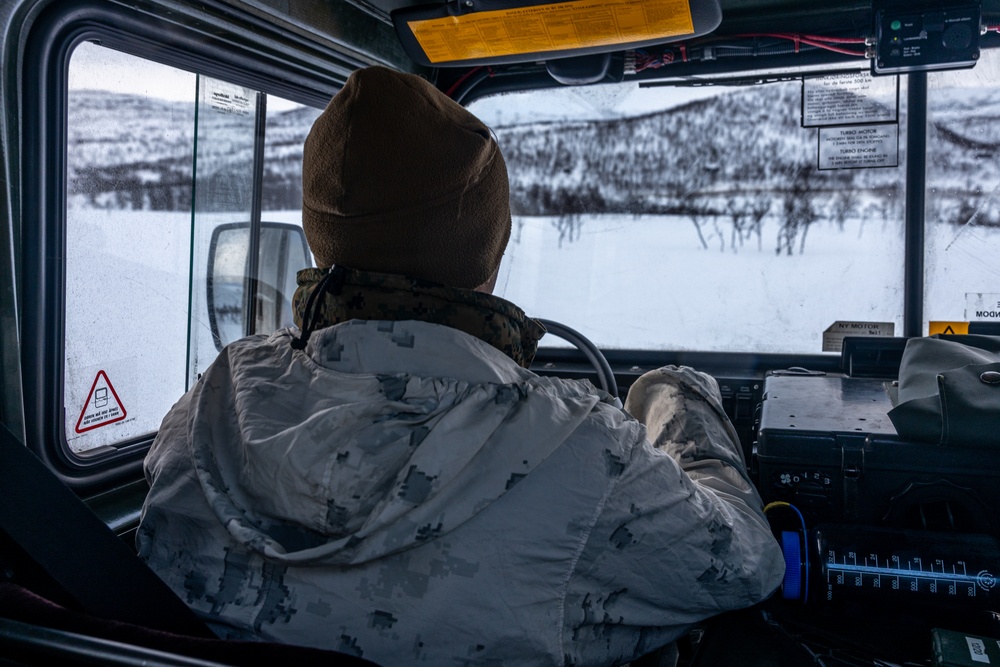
188;320;607;567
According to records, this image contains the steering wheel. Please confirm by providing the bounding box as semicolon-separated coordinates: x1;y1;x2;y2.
535;318;618;399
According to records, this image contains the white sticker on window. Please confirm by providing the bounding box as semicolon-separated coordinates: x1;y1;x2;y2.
818;125;899;170
802;72;898;127
967;636;991;663
966;293;1000;321
205;80;253;116
822;321;895;353
74;370;128;433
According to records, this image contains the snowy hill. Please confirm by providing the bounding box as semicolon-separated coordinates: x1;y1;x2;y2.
66;92;318;211
66;83;1000;225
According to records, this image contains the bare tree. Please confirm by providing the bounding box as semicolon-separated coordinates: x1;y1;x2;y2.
723;194;771;253
673;159;718;251
725;197;749;253
831;188;858;232
776;168;819;255
682;192;711;250
748;196;771;252
552;213;583;248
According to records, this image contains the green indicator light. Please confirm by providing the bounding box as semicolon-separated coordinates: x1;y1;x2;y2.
891;20;901;30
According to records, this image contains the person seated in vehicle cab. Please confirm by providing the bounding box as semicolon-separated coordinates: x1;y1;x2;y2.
138;65;784;666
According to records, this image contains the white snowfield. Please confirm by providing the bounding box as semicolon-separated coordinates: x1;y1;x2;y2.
62;205;1000;453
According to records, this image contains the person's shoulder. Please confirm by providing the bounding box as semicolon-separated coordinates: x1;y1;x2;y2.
528;375;646;448
193;332;293;383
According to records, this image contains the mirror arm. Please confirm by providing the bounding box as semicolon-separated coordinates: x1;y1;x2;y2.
244;92;268;337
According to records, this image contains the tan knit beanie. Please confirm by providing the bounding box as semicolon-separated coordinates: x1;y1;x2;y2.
302;66;511;289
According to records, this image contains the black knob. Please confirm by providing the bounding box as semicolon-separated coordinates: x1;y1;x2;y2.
942;23;973;50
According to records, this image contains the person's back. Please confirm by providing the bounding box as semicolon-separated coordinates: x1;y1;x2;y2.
137;66;784;666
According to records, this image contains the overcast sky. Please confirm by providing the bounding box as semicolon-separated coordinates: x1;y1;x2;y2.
68;41;302;111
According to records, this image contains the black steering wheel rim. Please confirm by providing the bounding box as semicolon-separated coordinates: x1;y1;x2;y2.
534;318;618;399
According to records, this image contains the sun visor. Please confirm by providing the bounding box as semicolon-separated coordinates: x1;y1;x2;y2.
392;0;722;67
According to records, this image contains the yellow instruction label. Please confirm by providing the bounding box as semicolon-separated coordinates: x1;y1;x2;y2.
409;0;694;64
928;321;969;335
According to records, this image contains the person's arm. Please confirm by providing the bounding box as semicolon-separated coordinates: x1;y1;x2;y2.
562;366;784;665
625;365;765;516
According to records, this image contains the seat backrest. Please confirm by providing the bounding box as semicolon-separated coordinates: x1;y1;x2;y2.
0;424;380;665
0;422;210;636
0;582;379;666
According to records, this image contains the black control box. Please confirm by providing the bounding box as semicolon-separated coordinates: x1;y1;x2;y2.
754;375;1000;535
873;2;981;75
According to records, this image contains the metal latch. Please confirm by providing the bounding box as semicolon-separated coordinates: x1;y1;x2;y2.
840;440;866;521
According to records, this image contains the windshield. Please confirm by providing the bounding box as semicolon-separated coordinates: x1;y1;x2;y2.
472;72;910;354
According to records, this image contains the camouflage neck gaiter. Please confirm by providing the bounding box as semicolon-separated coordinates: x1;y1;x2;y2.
292;266;545;368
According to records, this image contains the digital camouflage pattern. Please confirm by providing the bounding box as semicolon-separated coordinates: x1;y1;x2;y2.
293;266;544;368
138;318;783;666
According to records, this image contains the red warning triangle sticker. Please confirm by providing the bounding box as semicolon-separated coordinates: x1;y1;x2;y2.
75;370;127;434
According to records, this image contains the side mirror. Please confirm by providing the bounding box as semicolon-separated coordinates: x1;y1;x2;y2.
207;222;312;350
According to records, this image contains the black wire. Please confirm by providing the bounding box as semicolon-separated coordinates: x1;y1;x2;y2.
290;265;347;350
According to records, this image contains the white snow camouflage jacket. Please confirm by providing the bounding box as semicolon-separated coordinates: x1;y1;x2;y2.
138;319;784;666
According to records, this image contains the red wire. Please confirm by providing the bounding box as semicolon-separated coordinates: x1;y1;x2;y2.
445;66;485;99
798;40;866;56
636;29;869;70
796;34;867;44
730;32;867;56
732;32;866;44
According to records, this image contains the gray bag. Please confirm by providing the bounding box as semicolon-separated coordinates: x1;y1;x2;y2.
887;335;1000;447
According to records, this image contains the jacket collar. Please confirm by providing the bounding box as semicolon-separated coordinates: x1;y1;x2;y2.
292;266;545;368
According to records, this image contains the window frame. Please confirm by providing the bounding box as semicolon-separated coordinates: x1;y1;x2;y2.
463;69;945;365
19;0;359;490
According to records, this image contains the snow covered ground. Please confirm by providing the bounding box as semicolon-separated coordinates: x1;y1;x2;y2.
62;205;1000;452
497;213;908;353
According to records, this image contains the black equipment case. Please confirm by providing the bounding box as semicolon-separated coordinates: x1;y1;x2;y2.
754;374;1000;536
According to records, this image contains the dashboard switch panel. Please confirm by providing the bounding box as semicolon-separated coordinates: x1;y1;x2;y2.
873;3;981;75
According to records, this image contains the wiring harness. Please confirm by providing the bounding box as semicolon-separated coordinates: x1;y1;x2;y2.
627;23;1000;74
627;32;872;74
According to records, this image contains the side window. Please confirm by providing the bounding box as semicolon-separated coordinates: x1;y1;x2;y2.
924;49;1000;331
65;43;197;454
64;42;319;456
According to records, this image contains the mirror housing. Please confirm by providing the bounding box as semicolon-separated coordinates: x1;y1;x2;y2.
207;222;312;351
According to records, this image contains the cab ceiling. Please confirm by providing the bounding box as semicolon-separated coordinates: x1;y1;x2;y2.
226;0;1000;74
